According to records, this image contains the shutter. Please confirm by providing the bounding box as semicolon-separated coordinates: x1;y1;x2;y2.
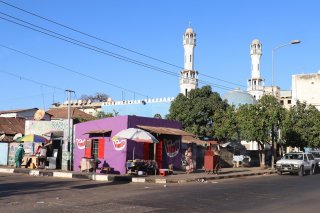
156;140;163;169
98;138;105;158
84;139;92;158
143;143;150;160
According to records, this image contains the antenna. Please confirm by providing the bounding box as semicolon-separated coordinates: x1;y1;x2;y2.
34;109;45;120
0;134;5;141
13;133;22;141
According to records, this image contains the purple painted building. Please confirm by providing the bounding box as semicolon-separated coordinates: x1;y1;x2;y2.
73;115;191;174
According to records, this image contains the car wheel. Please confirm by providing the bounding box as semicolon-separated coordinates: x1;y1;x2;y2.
298;166;304;176
310;165;314;175
277;170;282;175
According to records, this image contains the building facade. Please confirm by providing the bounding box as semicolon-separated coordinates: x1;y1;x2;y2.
292;72;320;110
180;27;198;96
247;39;265;100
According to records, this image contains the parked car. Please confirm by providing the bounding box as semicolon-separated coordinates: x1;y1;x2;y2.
309;150;320;168
276;152;315;176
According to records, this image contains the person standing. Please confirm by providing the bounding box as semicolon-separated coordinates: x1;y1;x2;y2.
39;143;47;168
15;144;25;168
185;147;194;173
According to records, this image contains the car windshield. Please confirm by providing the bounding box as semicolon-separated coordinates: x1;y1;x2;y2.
283;154;303;160
311;152;320;158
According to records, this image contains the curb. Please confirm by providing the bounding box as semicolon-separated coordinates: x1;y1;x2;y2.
0;167;276;184
141;170;277;184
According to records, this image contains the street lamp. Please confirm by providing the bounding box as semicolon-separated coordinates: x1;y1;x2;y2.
271;40;300;169
271;40;301;95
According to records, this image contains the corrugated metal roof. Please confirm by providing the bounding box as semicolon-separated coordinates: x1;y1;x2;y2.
137;125;194;136
0;108;38;114
182;136;207;145
47;107;95;120
0;117;25;142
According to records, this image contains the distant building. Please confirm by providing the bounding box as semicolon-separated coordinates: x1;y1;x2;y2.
292;72;320;110
102;97;174;118
280;90;292;110
47;107;95;121
223;88;257;108
180;27;198;96
247;39;265;100
0;108;51;121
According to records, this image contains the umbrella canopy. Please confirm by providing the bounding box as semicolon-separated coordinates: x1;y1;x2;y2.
112;128;159;144
17;134;49;143
112;128;159;161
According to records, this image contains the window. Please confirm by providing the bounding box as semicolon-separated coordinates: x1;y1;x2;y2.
92;139;99;159
190;55;192;62
280;100;284;105
308;154;314;160
84;138;105;159
288;100;291;104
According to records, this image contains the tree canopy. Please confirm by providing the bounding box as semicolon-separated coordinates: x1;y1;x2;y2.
167;86;228;138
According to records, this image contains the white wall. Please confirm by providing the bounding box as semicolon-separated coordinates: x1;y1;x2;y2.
292;73;320;110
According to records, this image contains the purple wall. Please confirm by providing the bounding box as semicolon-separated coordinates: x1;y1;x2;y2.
73;115;183;174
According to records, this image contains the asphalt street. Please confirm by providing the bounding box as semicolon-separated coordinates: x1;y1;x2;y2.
0;172;319;213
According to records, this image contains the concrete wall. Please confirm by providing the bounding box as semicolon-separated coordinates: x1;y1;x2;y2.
0;143;8;165
292;73;320;110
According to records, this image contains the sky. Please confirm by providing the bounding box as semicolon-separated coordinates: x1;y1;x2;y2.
0;0;319;110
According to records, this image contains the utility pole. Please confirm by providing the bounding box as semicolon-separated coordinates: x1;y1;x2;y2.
63;89;75;171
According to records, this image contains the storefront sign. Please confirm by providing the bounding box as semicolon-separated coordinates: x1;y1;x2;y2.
164;138;180;158
75;138;86;150
112;138;126;151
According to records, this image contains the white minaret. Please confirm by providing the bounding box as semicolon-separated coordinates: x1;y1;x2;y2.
247;39;264;100
180;27;198;96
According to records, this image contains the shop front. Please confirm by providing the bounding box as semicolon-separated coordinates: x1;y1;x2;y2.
73;115;193;175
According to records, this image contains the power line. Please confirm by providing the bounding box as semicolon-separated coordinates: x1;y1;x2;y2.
0;0;182;70
0;13;179;77
0;14;236;91
0;0;246;88
0;69;66;91
0;44;150;98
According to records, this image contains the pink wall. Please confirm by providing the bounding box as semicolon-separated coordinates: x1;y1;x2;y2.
73;115;182;174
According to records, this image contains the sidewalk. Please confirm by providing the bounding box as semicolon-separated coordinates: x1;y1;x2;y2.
0;166;277;184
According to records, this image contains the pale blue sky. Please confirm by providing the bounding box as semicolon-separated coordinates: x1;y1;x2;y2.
0;0;319;110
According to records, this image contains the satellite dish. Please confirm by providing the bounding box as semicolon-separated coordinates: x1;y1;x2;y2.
0;134;5;141
34;109;45;120
13;133;23;141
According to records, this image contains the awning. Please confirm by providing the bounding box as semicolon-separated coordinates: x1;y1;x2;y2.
83;129;111;135
43;131;64;138
182;136;207;145
83;129;112;138
136;125;194;136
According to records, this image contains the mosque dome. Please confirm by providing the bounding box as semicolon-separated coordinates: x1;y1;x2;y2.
222;88;257;108
252;39;260;45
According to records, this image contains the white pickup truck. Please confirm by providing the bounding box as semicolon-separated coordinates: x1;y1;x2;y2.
276;152;315;176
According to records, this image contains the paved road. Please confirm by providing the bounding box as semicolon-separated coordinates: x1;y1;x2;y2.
1;172;319;213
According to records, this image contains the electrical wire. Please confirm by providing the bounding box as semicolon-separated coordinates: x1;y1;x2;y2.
0;0;246;88
0;70;66;91
0;44;150;98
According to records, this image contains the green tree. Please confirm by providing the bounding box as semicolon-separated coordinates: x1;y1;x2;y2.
95;110;118;118
282;101;320;149
80;92;109;102
154;113;162;119
236;95;284;168
167;86;228;138
213;105;239;142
